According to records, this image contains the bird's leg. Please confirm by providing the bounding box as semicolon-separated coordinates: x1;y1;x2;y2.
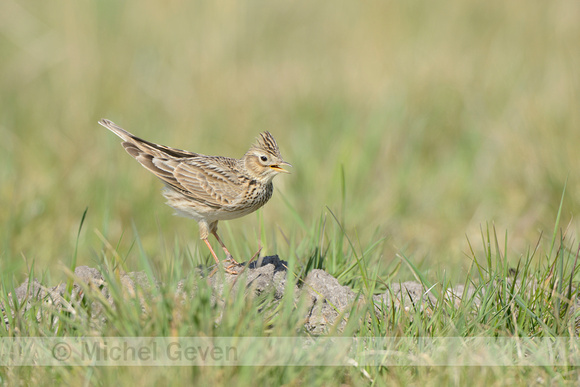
204;238;240;275
203;238;221;265
211;230;239;265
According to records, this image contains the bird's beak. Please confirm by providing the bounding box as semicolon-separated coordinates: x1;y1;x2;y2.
270;160;292;173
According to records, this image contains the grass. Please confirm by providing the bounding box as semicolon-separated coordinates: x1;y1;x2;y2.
2;205;580;384
2;0;580;384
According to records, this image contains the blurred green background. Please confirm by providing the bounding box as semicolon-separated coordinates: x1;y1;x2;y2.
1;0;579;281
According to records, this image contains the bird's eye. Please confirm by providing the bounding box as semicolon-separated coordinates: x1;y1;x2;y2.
260;155;268;162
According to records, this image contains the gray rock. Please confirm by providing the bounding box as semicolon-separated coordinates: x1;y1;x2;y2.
302;269;357;334
6;257;496;334
207;255;288;301
373;281;437;313
446;284;481;308
73;266;104;286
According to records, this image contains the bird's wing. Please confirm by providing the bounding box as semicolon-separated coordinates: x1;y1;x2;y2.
100;119;246;207
154;157;246;207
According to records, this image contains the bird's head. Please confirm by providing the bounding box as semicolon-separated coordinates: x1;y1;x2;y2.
243;131;291;183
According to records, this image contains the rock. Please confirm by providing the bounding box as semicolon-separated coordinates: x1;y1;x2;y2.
446;284;481;308
207;255;288;301
373;281;437;313
5;257;495;334
73;266;104;286
303;269;357;334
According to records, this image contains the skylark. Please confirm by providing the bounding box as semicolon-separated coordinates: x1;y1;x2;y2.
99;119;291;274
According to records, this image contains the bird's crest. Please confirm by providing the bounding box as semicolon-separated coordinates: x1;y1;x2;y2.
250;131;281;158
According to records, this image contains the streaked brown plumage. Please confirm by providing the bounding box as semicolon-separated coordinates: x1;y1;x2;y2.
99;119;291;273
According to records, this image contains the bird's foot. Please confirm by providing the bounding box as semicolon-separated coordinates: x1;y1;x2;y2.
210;249;263;276
226;247;262;273
224;262;242;275
222;254;243;275
208;260;242;277
225;254;240;266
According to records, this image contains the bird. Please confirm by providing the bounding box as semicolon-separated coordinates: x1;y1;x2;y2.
99;119;291;274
